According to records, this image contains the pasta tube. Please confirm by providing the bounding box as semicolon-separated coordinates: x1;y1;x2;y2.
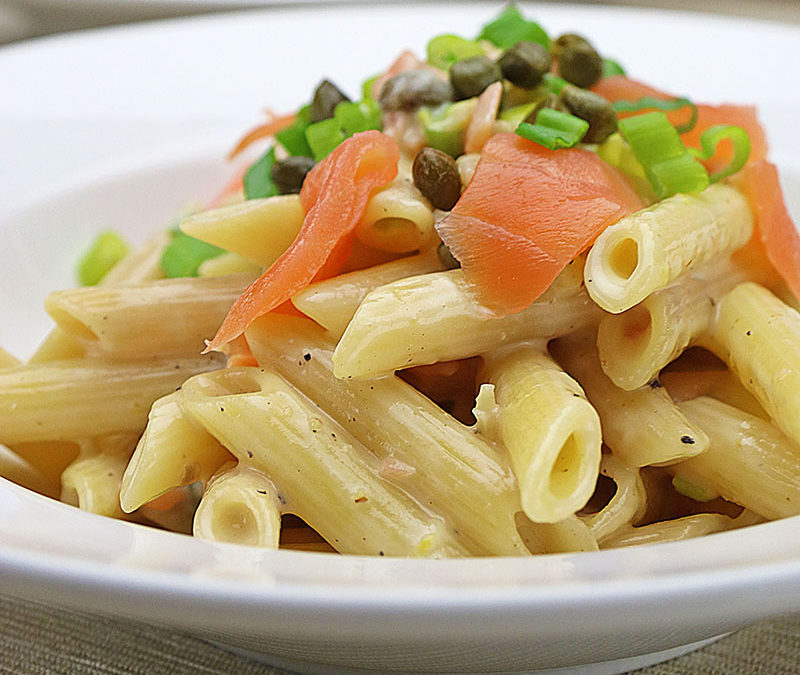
181;367;470;557
61;434;139;518
516;513;598;554
119;391;233;513
704;282;800;447
291;248;443;338
246;313;529;556
179;195;304;267
673;396;800;519
581;453;647;545
483;343;602;523
597;256;750;390
585;183;753;313
333;262;598;379
355;180;436;253
553;333;708;467
0;355;222;444
193;463;282;548
600;513;735;548
44;274;253;359
0;444;54;497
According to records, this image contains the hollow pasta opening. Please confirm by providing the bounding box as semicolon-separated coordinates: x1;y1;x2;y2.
548;433;583;501
620;304;653;356
607;237;639;281
210;500;259;546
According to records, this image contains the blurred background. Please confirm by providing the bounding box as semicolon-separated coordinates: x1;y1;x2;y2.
1;0;799;45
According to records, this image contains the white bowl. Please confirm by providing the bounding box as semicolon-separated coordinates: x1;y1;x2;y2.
1;4;800;673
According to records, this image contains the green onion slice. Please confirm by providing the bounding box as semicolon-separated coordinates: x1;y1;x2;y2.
275;105;313;157
515;108;589;150
601;58;626;78
417;99;476;157
427;34;485;70
361;73;381;100
618;111;709;199
305;117;346;161
334;99;382;137
688;124;751;182
612;96;698;134
76;230;130;286
477;4;549;49
542;73;568;95
243;147;279;200
161;230;225;279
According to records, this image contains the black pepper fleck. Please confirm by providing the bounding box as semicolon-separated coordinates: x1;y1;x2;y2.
680;435;695;444
303;353;312;361
247;450;254;458
746;330;752;336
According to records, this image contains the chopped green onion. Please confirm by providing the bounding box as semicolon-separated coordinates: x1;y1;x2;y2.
76;230;130;286
596;132;655;201
275;105;313;157
427;34;485;70
243;146;279;200
612;96;698;134
542;73;568;94
161;229;225;278
671;475;717;502
618;111;709;199
478;4;549;49
515;108;589;150
334;99;382;137
305;117;346;161
688;124;751;182
417;99;477;157
361;73;381;100
601;58;626;78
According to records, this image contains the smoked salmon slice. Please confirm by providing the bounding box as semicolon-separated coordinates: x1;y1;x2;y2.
436;133;644;315
736;160;800;300
207;130;399;350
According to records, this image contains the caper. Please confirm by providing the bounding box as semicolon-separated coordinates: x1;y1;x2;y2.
523;92;568;124
553;34;603;88
559;85;617;143
449;55;502;101
270;156;316;195
550;33;591;57
412;147;462;211
310;79;350;122
437;241;461;270
378;70;453;112
498;41;551;89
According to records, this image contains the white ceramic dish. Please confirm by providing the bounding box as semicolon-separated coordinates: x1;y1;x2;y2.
1;4;800;673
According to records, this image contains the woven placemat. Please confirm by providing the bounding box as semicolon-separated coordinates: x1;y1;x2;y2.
1;593;798;674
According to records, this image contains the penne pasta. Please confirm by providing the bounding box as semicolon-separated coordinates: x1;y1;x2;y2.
355;179;436;253
181;367;471;557
291;248;444;338
61;434;139;519
0;444;55;498
482;342;602;523
44;274;254;359
585;183;753;313
703;282;800;447
119;390;233;513
515;513;599;554
581;453;647;545
596;256;752;390
193;462;282;548
600;512;735;548
179;195;304;267
0;355;222;444
245;313;529;556
552;332;708;467
333;261;598;380
673;396;800;519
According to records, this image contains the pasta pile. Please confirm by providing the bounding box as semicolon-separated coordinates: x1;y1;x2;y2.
3;9;800;557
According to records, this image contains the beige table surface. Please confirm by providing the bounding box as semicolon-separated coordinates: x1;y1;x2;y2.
2;2;800;673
